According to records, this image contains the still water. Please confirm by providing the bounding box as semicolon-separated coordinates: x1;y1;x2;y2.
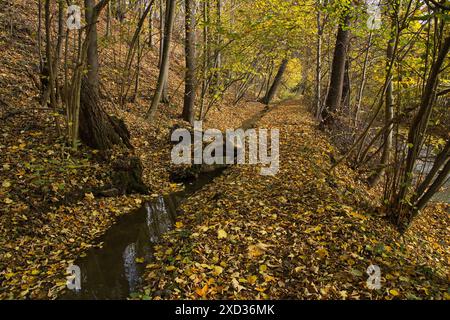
61;168;225;300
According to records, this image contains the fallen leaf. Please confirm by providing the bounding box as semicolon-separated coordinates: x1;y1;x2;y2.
217;229;227;239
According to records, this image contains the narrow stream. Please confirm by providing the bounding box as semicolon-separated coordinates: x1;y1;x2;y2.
60;167;226;300
60;106;271;300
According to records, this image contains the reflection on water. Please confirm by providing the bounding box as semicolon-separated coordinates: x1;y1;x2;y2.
61;168;225;300
414;146;450;204
146;196;175;243
123;243;139;293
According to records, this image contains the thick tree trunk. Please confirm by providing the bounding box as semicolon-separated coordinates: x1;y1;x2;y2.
183;0;196;125
78;1;132;151
80;78;132;150
85;0;100;96
321;13;351;125
146;0;176;120
261;59;288;105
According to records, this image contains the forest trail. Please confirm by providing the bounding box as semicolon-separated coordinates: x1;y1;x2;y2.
139;99;450;300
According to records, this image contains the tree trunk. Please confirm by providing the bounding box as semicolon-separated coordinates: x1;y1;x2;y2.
341;57;350;111
43;0;56;110
146;0;176;120
54;1;64;106
369;37;394;186
132;12;143;102
105;1;111;37
160;0;170;103
213;0;222;82
199;0;210;120
355;32;372;126
43;0;62;134
414;139;450;202
321;13;351;125
183;0;196;125
261;59;288;105
414;159;449;216
392;36;450;228
85;0;100;96
148;3;154;47
80;78;132;150
78;0;132;151
159;0;165;67
315;5;323;118
120;0;155;105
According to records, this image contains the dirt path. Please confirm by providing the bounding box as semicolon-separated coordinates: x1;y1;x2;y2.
139;100;449;300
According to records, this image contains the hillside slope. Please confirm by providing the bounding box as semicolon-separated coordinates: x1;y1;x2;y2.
0;0;265;299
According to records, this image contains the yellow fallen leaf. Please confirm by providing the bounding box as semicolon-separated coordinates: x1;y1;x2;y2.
175;221;184;229
4;198;13;204
294;266;305;273
84;192;95;200
213;266;223;276
2;180;11;188
248;242;272;258
231;278;246;292
5;272;15;279
248;245;264;258
217;229;227;239
135;257;145;263
347;211;367;220
263;274;275;282
20;289;29;297
390;289;400;296
305;225;321;233
247;275;257;284
196;283;208;297
316;248;328;259
166;265;176;271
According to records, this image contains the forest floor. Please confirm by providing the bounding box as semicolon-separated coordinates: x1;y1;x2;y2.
0;1;267;299
139;100;450;300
